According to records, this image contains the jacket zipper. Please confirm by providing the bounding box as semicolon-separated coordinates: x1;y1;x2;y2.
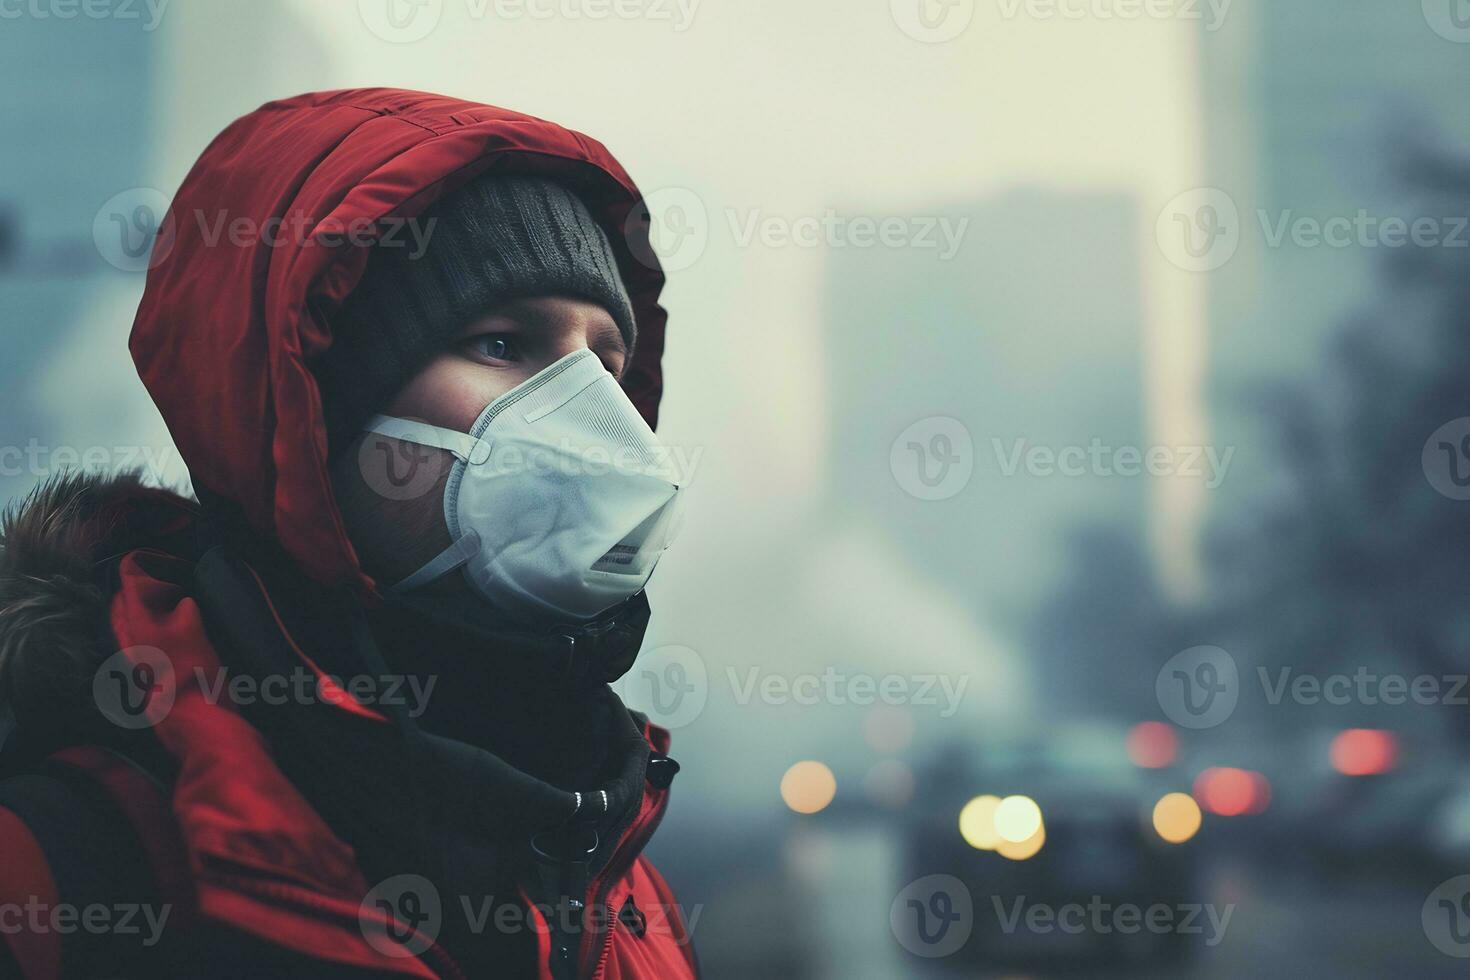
544;853;592;980
577;788;671;980
590;901;617;980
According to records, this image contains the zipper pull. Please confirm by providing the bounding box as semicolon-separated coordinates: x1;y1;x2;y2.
530;824;599;980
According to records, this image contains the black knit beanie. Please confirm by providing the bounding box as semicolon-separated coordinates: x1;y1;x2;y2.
316;175;636;450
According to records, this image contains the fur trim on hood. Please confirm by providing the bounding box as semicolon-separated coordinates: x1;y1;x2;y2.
0;470;195;727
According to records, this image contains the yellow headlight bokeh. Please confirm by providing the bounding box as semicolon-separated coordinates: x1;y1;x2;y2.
780;761;837;814
958;795;1003;850
1152;792;1203;844
997;823;1046;861
993;795;1043;843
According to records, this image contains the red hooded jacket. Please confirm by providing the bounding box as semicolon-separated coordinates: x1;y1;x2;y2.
0;88;696;980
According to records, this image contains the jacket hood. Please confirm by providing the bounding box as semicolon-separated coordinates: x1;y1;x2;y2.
130;88;670;593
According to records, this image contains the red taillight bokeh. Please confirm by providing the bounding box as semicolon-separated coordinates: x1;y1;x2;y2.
1330;729;1398;777
1193;766;1270;816
1127;721;1179;769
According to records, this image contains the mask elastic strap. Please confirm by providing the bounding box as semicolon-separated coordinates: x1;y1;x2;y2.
363;415;493;465
387;529;482;596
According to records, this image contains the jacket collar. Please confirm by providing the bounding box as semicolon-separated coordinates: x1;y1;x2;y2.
188;541;658;879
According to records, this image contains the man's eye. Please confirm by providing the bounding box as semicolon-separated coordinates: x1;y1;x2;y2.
467;335;519;362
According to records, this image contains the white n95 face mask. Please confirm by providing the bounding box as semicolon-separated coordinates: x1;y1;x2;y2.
363;348;683;624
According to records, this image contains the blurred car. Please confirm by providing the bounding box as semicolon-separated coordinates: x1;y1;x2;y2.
1284;729;1454;882
902;729;1202;969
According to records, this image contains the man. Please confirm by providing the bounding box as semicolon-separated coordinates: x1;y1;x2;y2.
0;88;697;979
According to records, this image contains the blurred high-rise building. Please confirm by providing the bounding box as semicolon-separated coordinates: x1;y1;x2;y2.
1198;1;1470;496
